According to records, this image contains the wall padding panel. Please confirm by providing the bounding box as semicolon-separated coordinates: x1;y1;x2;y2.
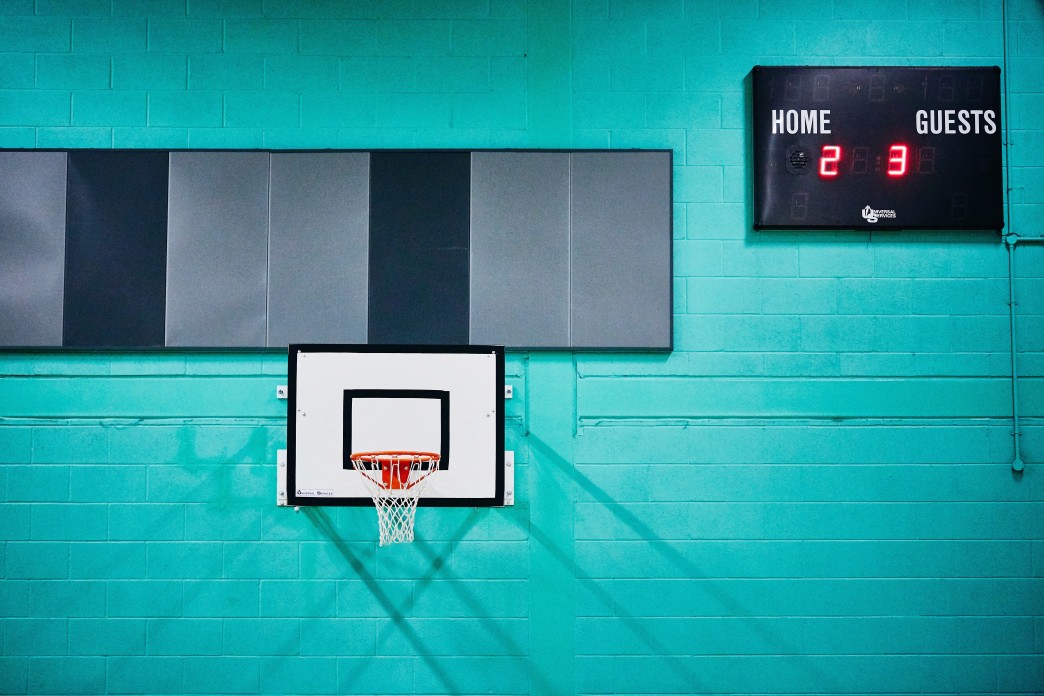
166;152;271;347
64;151;169;348
368;151;473;345
0;152;67;346
267;152;370;347
570;151;673;349
470;152;571;348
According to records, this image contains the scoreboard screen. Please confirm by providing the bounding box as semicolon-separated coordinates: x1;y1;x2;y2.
751;66;1004;231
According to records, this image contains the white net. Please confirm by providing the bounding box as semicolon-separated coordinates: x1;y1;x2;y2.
349;451;440;546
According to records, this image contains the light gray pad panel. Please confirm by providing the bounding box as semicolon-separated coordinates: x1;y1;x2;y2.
166;152;271;347
267;152;370;347
0;152;68;346
570;151;672;349
470;152;571;348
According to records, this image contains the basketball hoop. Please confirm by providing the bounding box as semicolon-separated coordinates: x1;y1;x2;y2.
349;451;440;545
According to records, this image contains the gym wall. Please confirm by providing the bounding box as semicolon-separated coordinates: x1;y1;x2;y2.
0;2;1041;695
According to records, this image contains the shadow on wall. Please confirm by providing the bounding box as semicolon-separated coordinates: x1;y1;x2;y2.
304;506;544;693
174;425;271;505
528;434;845;692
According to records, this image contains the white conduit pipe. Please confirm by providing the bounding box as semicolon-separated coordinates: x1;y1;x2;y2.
997;0;1043;472
1005;233;1044;472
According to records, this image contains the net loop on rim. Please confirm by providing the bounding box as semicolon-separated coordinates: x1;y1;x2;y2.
349;451;440;546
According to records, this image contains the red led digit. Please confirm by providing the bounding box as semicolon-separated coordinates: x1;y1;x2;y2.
887;144;908;177
819;145;841;178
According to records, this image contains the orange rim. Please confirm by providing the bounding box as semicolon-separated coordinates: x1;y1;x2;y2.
349;451;440;464
350;451;441;490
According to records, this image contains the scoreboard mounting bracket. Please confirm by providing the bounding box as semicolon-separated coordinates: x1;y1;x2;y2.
751;66;1004;231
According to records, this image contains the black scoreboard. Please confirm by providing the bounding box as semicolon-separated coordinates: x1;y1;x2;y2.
752;66;1004;231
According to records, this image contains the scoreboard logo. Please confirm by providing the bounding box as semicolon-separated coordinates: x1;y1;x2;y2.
861;205;897;223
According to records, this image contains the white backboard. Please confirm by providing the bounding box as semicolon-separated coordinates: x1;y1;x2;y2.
287;344;505;506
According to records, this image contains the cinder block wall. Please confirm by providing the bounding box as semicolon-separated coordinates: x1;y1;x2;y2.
1;1;1042;694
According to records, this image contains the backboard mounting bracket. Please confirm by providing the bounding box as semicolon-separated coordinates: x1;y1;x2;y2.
504;450;515;505
276;448;287;506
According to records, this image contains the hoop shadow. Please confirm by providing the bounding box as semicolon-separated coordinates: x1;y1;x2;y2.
526;434;844;693
304;505;542;693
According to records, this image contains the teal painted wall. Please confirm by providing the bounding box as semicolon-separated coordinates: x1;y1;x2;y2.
2;1;1043;694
